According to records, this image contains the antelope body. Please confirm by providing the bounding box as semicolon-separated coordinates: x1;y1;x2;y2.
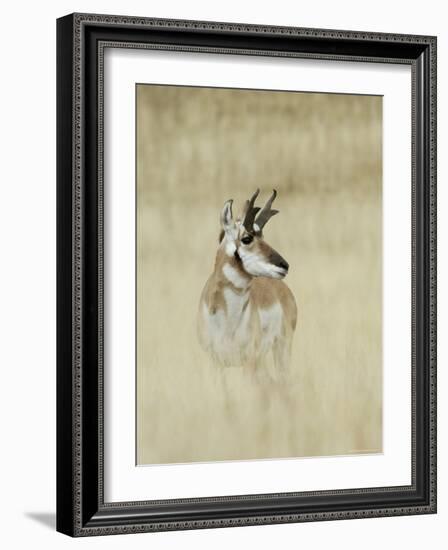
197;190;297;375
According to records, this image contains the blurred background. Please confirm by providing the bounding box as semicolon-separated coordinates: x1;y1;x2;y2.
136;84;382;464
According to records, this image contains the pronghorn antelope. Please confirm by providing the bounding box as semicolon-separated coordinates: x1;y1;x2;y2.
197;189;297;376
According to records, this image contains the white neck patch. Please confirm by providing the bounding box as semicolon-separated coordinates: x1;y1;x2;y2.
222;263;250;289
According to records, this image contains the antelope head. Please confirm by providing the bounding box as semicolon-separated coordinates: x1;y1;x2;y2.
220;189;289;279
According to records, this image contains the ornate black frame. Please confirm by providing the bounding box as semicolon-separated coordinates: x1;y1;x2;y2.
56;13;437;537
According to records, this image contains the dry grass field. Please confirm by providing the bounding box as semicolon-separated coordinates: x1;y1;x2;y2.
136;85;382;464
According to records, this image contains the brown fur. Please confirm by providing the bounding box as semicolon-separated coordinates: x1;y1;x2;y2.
201;247;251;314
251;278;297;331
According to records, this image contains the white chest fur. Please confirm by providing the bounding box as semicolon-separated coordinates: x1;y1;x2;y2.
200;290;283;367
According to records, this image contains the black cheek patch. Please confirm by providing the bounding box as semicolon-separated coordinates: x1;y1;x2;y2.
234;249;242;263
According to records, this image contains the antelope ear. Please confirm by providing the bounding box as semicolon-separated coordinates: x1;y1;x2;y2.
220;200;236;234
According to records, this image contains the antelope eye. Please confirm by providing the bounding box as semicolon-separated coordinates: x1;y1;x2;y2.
241;235;254;245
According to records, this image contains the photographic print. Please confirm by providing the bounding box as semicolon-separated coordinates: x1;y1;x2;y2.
57;15;437;534
136;84;383;465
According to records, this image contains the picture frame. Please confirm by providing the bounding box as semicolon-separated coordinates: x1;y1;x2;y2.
56;12;437;537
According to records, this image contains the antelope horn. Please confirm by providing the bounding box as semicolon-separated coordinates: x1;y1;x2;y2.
254;189;279;231
242;189;261;233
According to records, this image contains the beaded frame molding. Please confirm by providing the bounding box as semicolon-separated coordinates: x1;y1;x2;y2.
56;13;437;537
